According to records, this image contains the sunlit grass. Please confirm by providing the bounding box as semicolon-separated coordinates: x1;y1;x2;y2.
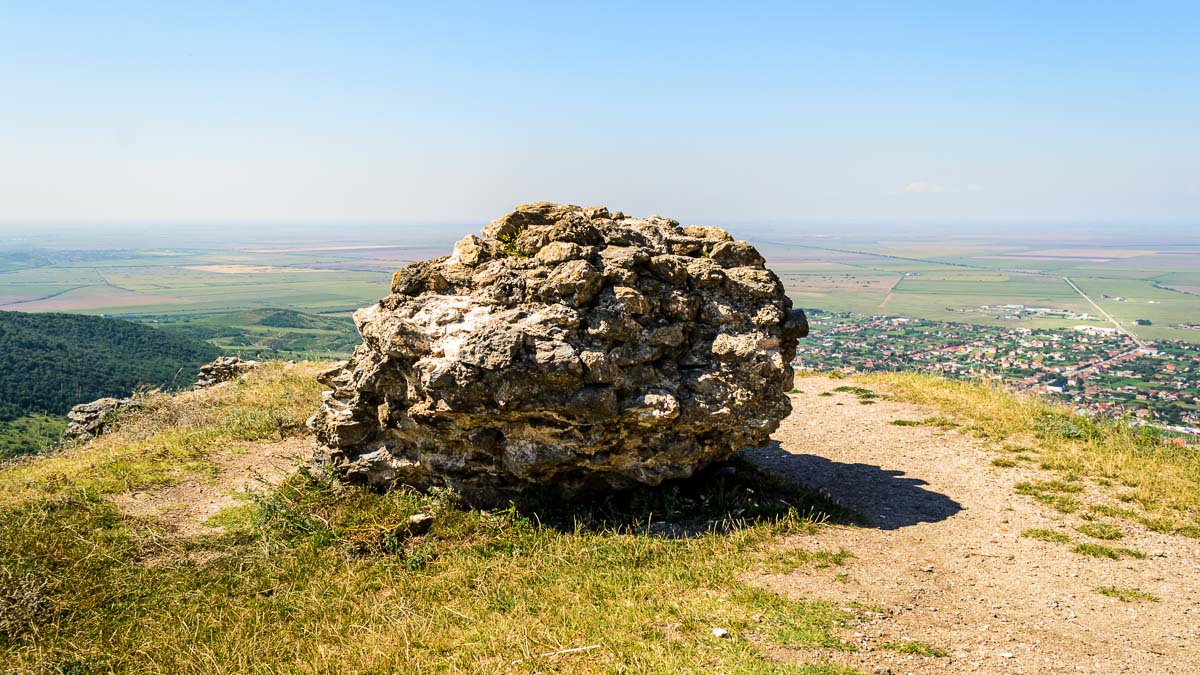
863;372;1200;535
0;364;867;672
881;639;947;657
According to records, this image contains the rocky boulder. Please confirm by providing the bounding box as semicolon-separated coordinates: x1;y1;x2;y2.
309;203;807;503
62;397;138;441
194;356;260;389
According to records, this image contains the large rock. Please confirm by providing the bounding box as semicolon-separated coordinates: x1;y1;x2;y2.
309;203;807;502
62;397;138;441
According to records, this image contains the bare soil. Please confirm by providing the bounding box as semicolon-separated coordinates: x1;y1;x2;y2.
113;437;309;539
743;377;1200;674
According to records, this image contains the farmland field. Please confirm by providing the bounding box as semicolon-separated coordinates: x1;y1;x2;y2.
2;225;1198;344
759;232;1200;343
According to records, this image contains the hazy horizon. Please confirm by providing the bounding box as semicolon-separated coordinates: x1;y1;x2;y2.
3;2;1198;230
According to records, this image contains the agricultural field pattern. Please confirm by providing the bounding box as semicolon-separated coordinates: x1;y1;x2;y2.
1;226;1198;350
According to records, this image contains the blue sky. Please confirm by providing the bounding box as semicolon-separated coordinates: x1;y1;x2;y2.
1;1;1197;228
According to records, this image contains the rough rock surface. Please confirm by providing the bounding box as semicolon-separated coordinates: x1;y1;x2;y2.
194;356;259;389
62;397;138;441
309;203;807;502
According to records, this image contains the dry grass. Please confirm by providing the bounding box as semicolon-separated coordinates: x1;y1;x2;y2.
862;372;1200;536
0;361;326;507
0;363;865;673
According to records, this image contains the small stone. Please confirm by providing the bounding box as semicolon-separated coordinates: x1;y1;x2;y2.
408;513;434;535
712;628;729;638
920;565;934;573
1000;652;1014;659
193;356;260;389
62;396;140;441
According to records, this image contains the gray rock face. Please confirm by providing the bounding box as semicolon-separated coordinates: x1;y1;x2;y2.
194;356;259;389
309;203;807;503
62;397;138;441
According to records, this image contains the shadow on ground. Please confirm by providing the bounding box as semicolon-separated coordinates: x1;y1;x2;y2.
508;455;862;537
740;441;962;530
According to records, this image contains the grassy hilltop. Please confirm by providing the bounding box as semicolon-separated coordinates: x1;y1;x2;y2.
1;364;1197;672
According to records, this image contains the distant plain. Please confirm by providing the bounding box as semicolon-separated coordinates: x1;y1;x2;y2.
1;225;1197;348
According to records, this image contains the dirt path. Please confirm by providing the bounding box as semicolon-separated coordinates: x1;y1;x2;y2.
744;377;1200;674
114;438;309;539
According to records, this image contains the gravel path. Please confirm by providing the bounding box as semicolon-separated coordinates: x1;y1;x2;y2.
743;377;1200;674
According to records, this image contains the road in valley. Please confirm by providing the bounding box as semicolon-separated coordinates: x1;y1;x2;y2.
1062;276;1147;349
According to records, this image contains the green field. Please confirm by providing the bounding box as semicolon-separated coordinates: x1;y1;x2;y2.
0;248;405;317
2;232;1197;344
758;237;1200;343
149;309;360;360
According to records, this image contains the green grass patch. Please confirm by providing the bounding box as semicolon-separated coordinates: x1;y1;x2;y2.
1023;492;1082;513
888;416;958;430
1075;522;1123;540
1013;481;1085;512
1072;542;1146;560
881;639;948;657
1015;480;1084;494
832;386;882;403
991;457;1018;468
1096;586;1159;603
1136;515;1200;538
1020;528;1071;544
1091;504;1136;519
764;548;854;574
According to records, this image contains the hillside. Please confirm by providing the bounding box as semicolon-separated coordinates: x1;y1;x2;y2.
1;365;1197;671
0;311;218;456
0;311;219;421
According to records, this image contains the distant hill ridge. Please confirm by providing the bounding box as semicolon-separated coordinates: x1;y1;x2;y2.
0;310;218;421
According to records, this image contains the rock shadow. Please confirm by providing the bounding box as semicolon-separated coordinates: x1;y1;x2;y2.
739;441;962;530
507;457;861;538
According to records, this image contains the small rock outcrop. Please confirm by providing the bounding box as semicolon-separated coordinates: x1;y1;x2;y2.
62;397;138;441
309;203;807;502
194;356;259;389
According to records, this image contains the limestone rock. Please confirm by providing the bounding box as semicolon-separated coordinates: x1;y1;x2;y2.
62;397;138;441
309;202;807;503
194;356;260;389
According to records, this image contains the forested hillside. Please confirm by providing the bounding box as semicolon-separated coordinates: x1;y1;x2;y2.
0;311;218;421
